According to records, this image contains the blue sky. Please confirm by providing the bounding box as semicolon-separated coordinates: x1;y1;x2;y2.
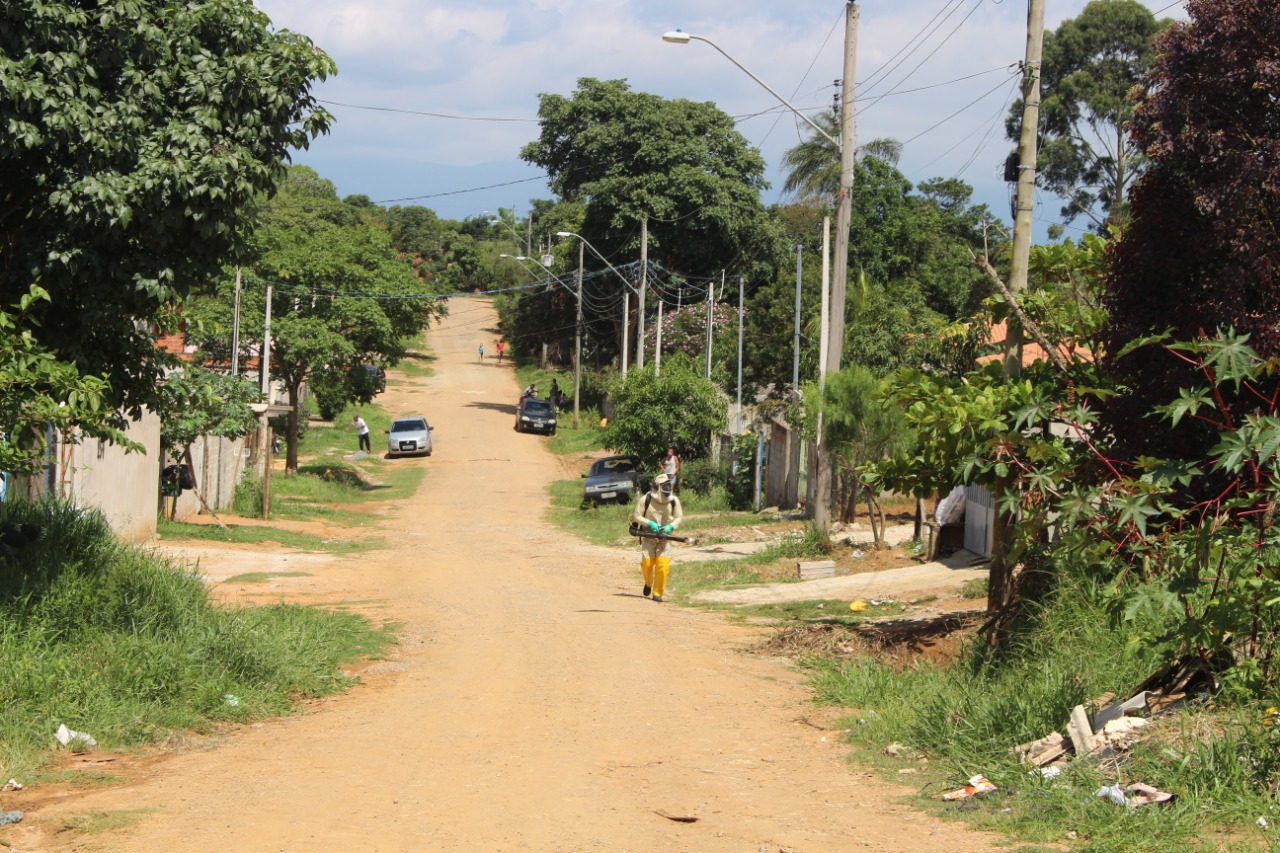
256;0;1185;244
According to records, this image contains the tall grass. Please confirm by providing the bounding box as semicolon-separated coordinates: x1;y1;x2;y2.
0;500;389;779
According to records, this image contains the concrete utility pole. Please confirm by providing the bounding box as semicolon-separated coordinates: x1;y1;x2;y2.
231;267;242;376
989;0;1046;616
814;2;859;535
705;272;718;379
655;299;664;376
621;290;630;375
735;275;744;434
636;214;648;369
260;285;273;401
574;240;584;430
1004;0;1046;379
792;245;803;402
827;1;858;377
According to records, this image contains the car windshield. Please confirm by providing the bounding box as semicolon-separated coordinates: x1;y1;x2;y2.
391;418;426;431
592;458;636;476
522;401;554;416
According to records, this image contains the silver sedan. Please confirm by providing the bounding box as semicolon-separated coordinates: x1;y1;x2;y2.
385;416;433;457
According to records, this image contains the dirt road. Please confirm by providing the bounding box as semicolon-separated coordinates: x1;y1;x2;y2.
22;300;1003;852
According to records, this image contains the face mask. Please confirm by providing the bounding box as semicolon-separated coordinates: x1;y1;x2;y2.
660;485;673;497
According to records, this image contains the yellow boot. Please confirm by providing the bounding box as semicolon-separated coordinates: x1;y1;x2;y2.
640;557;654;597
652;556;671;601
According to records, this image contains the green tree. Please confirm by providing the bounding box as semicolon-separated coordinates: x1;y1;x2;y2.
1006;0;1169;230
187;168;442;471
1101;0;1280;471
0;0;334;414
779;112;902;200
521;77;777;287
0;286;137;478
601;358;727;468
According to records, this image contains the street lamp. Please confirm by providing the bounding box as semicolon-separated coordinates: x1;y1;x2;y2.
554;231;641;376
499;252;582;428
488;213;532;258
663;15;858;533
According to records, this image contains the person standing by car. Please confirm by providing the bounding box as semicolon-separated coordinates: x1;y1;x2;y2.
630;473;683;601
352;415;371;453
661;446;681;490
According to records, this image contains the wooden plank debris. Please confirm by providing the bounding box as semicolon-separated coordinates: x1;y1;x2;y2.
797;560;836;580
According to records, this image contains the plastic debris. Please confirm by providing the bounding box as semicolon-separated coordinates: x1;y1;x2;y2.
851;550;866;559
849;600;867;612
943;774;998;800
1095;784;1128;806
54;723;97;749
1258;817;1270;829
223;694;241;707
1095;782;1175;808
1;778;21;792
1031;766;1063;778
0;810;22;826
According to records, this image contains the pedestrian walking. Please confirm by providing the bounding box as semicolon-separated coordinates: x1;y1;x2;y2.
661;446;681;490
630;473;683;601
478;343;485;361
496;340;506;363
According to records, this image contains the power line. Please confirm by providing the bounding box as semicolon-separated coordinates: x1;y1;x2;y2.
318;99;537;123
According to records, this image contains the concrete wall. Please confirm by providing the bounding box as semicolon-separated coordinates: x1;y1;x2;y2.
764;418;802;510
58;410;164;543
169;433;250;522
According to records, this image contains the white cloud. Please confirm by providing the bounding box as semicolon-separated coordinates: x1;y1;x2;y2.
255;0;1187;232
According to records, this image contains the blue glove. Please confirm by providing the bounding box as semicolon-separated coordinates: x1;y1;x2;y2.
660;524;674;535
646;519;660;532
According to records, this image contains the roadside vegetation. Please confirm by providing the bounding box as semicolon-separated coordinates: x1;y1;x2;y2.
0;501;391;782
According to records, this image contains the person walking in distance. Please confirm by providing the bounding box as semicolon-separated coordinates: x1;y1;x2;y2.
352;415;371;453
630;473;683;601
496;340;506;363
661;446;681;490
478;343;485;361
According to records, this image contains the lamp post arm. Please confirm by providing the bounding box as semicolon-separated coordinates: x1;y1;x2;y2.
684;34;840;152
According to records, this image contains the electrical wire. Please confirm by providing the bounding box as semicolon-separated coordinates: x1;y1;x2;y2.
318;99;538;123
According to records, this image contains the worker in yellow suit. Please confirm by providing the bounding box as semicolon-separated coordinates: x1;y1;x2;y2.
630;473;684;601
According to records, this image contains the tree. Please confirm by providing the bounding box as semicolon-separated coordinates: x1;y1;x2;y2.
187;168;442;472
779;112;902;201
1006;0;1169;230
153;365;259;519
1101;0;1280;467
0;286;137;478
521;78;776;278
601;358;727;467
0;0;334;415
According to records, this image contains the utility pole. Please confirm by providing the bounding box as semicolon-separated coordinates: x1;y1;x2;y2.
813;217;832;530
574;241;583;430
655;298;664;377
1005;0;1045;378
636;214;648;369
231;267;242;376
792;245;803;402
814;2;859;535
260;285;273;402
735;275;744;434
705;272;718;379
827;1;858;377
989;0;1045;616
621;288;630;375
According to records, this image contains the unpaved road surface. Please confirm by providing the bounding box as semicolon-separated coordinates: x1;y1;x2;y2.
14;300;1004;852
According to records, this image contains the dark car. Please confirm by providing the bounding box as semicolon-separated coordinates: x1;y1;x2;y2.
515;397;557;435
582;455;643;506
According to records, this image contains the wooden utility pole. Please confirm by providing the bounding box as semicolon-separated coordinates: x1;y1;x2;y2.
989;0;1045;616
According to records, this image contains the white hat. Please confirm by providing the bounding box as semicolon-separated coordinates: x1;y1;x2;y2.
654;473;671;486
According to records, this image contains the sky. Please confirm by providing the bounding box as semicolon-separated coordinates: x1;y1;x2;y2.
254;0;1186;245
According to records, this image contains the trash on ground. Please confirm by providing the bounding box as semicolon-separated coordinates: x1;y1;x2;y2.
0;810;23;826
884;742;911;757
1014;731;1066;767
849;600;867;612
223;694;241;707
851;550;865;559
943;774;998;800
1095;782;1174;808
1258;817;1270;829
653;809;698;823
1;779;21;792
1031;765;1063;778
54;723;97;749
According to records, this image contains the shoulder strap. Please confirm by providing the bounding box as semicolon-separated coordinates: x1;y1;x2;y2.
644;493;652;514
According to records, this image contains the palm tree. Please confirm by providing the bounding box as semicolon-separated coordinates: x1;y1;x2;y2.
781;110;903;200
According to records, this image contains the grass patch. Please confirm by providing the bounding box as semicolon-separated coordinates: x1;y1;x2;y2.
60;808;157;834
0;500;393;782
156;520;371;555
224;571;312;584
